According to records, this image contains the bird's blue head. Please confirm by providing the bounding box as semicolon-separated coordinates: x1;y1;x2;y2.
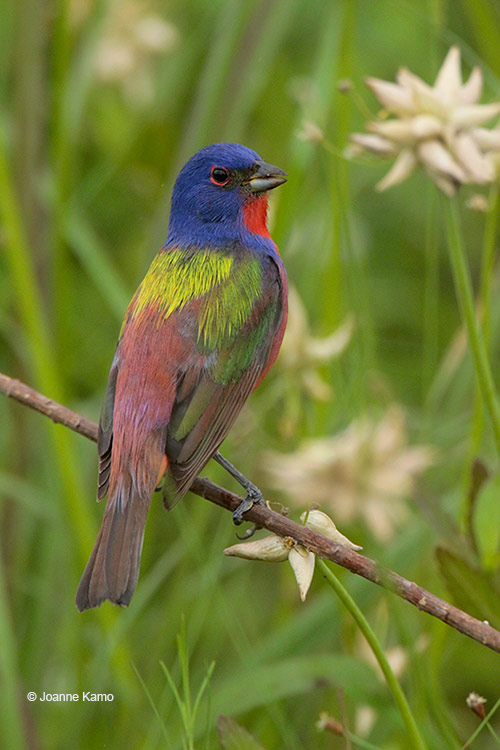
166;143;287;249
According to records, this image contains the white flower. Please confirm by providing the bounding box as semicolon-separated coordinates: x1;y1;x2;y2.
278;286;353;402
94;1;178;105
299;510;362;550
297;121;324;144
264;405;434;542
349;47;500;194
224;510;361;601
355;706;377;737
316;712;344;735
466;691;487;719
466;193;489;212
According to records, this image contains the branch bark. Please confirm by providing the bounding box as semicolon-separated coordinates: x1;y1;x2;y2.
2;371;500;654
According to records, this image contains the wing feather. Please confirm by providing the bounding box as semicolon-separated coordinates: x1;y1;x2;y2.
97;345;121;499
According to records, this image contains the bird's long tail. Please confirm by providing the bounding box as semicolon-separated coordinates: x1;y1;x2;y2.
75;485;150;612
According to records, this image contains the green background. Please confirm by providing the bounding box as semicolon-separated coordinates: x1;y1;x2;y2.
1;0;500;747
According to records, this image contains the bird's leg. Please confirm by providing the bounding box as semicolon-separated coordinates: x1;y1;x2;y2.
213;452;266;525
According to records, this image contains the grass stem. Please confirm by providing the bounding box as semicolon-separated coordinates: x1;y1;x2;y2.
319;560;428;750
443;196;500;457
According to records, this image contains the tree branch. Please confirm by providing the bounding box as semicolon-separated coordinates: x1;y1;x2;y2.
2;371;500;654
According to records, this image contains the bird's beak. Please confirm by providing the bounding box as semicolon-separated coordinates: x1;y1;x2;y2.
247;160;287;193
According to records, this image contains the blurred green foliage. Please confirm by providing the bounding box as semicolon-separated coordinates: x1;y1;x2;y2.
2;0;500;747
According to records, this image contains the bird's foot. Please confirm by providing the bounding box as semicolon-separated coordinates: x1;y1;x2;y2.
232;486;266;525
213;451;267;525
236;524;259;540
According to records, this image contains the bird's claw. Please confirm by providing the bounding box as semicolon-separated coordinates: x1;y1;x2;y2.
232;497;254;525
232;488;265;525
236;524;260;539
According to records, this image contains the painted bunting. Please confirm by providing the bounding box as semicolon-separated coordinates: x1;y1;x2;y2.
76;143;288;611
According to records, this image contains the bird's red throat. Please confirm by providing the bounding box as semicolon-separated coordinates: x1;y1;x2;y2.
242;195;271;238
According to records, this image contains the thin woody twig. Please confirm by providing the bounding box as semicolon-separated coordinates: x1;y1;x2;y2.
1;371;500;654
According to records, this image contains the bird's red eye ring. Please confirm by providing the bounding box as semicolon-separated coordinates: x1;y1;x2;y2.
210;166;231;186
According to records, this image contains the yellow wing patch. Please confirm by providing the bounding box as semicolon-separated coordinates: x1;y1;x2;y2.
129;249;262;350
132;250;233;324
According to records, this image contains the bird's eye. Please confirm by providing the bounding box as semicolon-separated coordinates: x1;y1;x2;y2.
210;166;231;186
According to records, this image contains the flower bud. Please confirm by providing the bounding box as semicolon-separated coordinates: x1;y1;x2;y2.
224;535;289;562
301;510;362;550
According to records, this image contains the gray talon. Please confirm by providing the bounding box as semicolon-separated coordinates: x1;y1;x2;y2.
232;497;255;525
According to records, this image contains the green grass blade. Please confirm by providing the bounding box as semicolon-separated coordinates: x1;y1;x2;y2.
319;560;428;750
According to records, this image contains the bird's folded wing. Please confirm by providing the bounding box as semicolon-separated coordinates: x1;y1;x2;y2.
163;301;281;507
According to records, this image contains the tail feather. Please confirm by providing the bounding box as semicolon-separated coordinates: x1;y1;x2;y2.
75;488;150;612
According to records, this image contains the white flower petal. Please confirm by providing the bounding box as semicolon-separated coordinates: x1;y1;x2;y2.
417;140;467;182
368;119;415;144
365;77;415;114
301;371;332;401
135;16;179;53
355;706;377;737
466;194;489;212
301;510;362;550
349;133;397;156
427;171;459;196
96;40;136;79
298;120;324;143
471;127;500;151
289;547;315;601
224;535;289;562
396;68;446;116
459;66;483;105
411;114;443;139
307;316;354;361
344;143;363;159
487;150;500;174
455;133;494;182
467;692;487;715
434;46;462;102
376;149;418;191
452;103;500;129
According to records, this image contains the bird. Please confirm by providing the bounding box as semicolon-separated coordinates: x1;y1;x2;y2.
75;143;288;611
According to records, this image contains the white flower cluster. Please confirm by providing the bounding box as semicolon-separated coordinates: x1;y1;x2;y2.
224;510;361;601
264;406;434;542
94;1;178;104
349;47;500;195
